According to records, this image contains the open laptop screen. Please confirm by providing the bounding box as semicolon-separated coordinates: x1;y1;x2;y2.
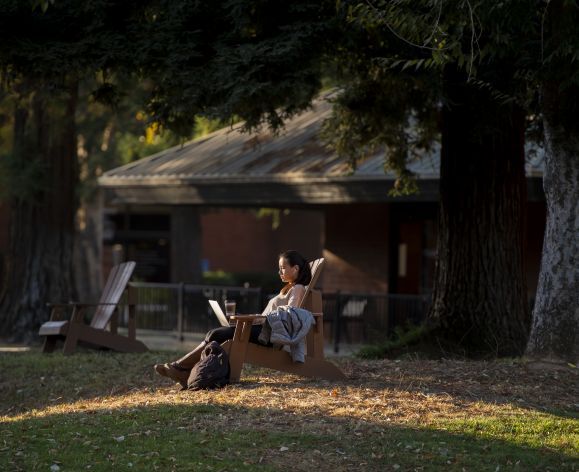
208;300;231;327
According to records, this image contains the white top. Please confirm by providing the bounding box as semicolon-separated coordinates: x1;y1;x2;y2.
261;284;306;315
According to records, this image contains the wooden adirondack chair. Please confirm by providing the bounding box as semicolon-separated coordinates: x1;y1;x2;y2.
39;261;147;355
222;258;346;382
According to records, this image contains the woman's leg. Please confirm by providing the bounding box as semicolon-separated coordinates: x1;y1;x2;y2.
171;326;236;368
153;362;190;389
154;326;236;387
204;326;236;344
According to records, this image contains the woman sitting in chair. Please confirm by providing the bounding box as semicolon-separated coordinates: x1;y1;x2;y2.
154;249;312;388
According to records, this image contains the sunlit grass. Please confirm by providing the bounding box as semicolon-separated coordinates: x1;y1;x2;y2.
439;413;578;451
1;350;577;471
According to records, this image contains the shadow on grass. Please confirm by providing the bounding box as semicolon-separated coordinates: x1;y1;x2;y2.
338;357;579;420
1;400;577;471
1;350;577;422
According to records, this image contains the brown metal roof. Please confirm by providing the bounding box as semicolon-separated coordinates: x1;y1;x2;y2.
99;93;442;187
98;92;544;205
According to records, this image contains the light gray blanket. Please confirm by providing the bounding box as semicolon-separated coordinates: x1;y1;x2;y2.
258;306;315;363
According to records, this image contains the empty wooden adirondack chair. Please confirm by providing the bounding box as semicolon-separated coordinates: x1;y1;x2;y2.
39;261;147;355
222;258;346;382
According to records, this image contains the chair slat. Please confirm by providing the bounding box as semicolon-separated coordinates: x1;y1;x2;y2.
92;261;136;329
298;258;325;308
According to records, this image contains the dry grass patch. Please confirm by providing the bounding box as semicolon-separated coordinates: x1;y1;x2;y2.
0;350;577;471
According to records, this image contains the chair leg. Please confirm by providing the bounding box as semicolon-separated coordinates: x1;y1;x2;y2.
42;336;57;353
62;330;79;355
227;321;253;383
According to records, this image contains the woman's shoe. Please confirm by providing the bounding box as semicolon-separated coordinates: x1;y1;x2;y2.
154;362;189;389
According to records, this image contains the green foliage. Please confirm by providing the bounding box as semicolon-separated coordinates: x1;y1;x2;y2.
201;270;237;286
255;208;290;230
0;78;78;204
75;76;227;202
0;0;337;200
319;2;442;192
29;0;55;13
0;0;553;199
131;0;337;136
319;0;552;191
2;0;578;188
357;323;430;359
0;150;48;203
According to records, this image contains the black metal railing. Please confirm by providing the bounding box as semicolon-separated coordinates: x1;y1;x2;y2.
322;292;431;352
124;282;263;340
120;282;432;352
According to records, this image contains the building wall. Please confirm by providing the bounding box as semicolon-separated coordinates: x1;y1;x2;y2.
171;206;202;284
100;200;547;298
200;207;324;274
103;209;172;282
323;203;390;293
395;221;423;294
389;203;439;295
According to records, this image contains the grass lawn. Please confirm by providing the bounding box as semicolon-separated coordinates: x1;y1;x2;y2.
0;349;577;471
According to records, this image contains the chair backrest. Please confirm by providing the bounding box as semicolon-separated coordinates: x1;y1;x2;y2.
298;258;325;309
91;261;136;330
342;298;367;318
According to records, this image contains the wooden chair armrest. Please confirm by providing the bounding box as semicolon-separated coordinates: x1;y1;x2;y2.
70;307;85;323
46;302;134;324
230;314;265;326
46;302;77;308
45;303;78;322
230;314;263;321
231;312;322;320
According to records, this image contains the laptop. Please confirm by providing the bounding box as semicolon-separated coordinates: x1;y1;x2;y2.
208;300;232;327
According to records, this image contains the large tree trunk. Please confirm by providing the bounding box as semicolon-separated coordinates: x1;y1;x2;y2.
428;67;530;356
526;95;579;363
73;196;103;303
0;79;78;342
525;2;579;362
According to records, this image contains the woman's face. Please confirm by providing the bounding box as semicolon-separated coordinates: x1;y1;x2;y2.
278;257;299;283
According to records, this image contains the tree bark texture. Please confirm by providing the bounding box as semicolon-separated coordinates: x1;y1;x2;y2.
526;72;579;360
73;196;103;304
0;80;78;342
428;67;530;356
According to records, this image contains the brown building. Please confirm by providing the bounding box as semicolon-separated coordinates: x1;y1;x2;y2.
98;93;546;299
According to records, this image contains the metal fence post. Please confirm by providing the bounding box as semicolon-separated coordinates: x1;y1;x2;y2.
177;282;184;342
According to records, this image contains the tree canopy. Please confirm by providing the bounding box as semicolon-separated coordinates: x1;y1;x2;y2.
0;0;577;361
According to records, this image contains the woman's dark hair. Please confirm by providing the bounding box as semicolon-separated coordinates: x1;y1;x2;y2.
279;250;312;293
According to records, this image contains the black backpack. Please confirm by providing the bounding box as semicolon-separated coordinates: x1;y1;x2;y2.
187;341;230;390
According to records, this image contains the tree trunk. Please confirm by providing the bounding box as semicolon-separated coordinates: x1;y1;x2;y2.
73;196;103;303
428;67;530;356
0;79;78;342
525;76;579;361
